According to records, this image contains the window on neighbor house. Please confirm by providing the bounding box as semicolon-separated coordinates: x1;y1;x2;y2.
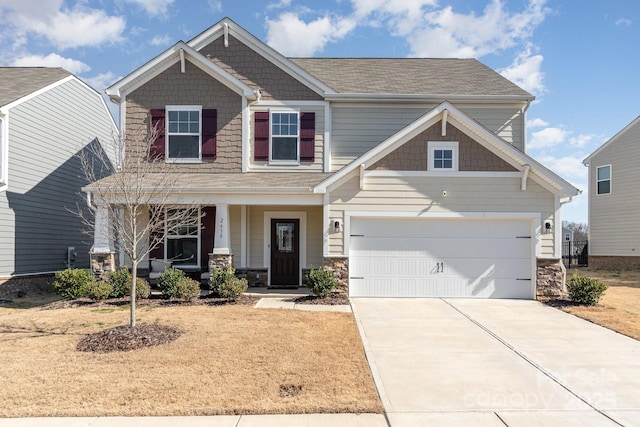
565;233;571;241
270;111;299;162
167;106;201;160
166;208;199;266
596;165;611;195
428;141;459;171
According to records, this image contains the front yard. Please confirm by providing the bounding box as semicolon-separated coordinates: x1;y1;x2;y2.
0;295;382;417
553;267;640;340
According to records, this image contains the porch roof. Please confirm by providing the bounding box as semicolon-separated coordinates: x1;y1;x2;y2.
85;172;334;194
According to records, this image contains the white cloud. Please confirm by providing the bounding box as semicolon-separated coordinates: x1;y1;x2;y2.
11;53;90;74
534;154;587;187
528;126;568;150
208;0;223;13
83;72;119;92
0;0;126;49
150;35;172;46
500;45;545;94
569;134;594;148
266;12;356;56
527;118;549;128
123;0;174;17
615;18;632;26
353;0;551;58
267;0;292;9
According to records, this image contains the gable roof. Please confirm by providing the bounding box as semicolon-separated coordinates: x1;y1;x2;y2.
0;67;71;107
106;41;255;102
315;102;580;198
290;58;533;100
583;115;640;165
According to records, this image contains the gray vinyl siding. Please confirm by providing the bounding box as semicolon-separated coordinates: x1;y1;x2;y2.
330;103;525;171
0;78;116;277
588;119;640;257
328;174;556;257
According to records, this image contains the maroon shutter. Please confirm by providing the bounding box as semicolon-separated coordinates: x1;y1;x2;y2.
299;112;315;162
254;111;269;161
150;109;166;159
202;109;217;160
200;206;216;269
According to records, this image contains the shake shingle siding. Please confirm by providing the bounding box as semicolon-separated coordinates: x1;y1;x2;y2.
0;76;115;277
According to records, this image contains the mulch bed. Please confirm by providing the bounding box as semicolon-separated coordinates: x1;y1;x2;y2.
294;293;350;305
42;294;260;310
77;323;182;353
544;298;588;308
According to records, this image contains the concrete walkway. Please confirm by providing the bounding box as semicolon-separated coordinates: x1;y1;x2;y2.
352;298;640;427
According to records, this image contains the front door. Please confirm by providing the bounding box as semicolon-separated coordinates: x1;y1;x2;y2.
270;219;300;287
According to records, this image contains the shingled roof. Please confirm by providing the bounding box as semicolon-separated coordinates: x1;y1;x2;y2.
0;67;71;107
290;58;532;98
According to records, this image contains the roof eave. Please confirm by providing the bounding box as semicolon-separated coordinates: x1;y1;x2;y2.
324;93;534;103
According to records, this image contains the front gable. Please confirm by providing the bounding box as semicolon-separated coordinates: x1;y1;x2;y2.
370;120;517;172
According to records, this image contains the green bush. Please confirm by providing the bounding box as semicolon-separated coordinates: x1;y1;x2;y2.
218;277;248;301
208;266;237;295
108;268;151;299
567;272;607;306
84;281;113;301
108;267;132;297
306;266;336;297
52;268;95;299
159;268;200;300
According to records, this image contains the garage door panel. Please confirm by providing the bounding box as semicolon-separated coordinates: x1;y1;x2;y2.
349;217;534;299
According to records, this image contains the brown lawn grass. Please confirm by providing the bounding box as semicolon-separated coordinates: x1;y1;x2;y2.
558;267;640;340
0;301;382;417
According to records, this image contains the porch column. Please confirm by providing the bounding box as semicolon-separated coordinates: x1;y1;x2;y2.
90;204;117;278
209;203;233;272
213;203;230;255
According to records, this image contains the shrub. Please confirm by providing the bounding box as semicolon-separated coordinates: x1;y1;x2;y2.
53;268;95;299
208;266;237;295
567;272;607;306
218;277;248;301
84;281;113;301
108;268;151;299
159;268;200;300
108;268;132;297
306;266;337;297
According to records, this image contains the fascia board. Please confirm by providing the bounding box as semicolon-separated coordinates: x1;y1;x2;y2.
583;115;640;165
324;93;534;103
188;18;335;97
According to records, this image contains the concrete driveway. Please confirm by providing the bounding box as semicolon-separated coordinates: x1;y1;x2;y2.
352;298;640;427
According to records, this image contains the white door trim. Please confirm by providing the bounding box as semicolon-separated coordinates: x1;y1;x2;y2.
264;211;307;286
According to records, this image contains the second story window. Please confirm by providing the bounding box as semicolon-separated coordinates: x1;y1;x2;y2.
166;106;201;160
596;165;611;195
270;111;299;162
428;141;459;171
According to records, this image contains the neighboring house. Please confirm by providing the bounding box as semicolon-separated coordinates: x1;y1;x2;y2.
0;68;117;278
583;115;640;269
562;225;574;242
89;17;580;299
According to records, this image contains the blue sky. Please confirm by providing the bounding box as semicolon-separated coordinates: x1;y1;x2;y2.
1;0;638;224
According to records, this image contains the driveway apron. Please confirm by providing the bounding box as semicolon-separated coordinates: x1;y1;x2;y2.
351;298;640;427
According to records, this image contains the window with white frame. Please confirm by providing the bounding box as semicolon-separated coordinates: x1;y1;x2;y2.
270;111;299;162
428;141;459;171
167;106;201;160
166;208;200;266
596;165;611;195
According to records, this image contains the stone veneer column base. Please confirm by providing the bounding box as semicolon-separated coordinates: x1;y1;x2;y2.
589;256;640;269
536;258;565;300
209;253;234;272
323;257;349;294
90;252;119;280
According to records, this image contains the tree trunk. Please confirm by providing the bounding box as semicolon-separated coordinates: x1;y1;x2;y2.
130;259;137;328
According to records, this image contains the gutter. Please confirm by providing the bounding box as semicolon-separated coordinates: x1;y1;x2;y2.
324;93;535;103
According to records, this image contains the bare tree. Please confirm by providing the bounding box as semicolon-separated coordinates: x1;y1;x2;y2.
78;124;199;328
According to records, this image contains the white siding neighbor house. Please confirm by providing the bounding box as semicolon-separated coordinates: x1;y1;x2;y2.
87;17;580;300
0;68;117;278
583;115;640;269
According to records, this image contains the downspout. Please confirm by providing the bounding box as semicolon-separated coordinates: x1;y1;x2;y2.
441;109;448;136
86;191;96;212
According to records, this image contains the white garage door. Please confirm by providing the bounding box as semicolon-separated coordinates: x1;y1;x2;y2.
349;217;534;299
